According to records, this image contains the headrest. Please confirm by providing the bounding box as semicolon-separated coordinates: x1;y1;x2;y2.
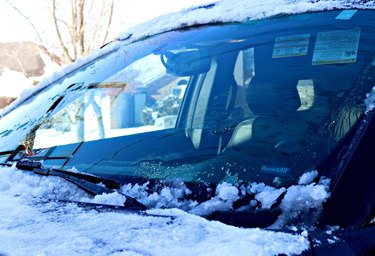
247;78;301;114
246;44;302;114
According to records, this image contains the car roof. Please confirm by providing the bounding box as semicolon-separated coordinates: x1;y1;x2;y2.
115;0;375;44
1;0;374;118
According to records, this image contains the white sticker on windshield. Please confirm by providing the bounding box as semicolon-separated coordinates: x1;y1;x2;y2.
272;34;310;58
312;28;360;65
335;10;357;20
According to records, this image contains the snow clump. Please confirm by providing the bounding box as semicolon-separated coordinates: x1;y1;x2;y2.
121;181;197;210
271;177;331;229
189;182;239;216
298;170;319;185
365;86;375;114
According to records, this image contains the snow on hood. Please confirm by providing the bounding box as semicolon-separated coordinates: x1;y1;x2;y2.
1;0;375;118
0;199;309;256
0;165;314;255
0;166;330;225
0;164;333;255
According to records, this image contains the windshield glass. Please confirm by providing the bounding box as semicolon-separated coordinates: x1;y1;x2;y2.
1;10;375;189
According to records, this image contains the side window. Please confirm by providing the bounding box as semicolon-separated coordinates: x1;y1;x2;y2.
32;54;189;149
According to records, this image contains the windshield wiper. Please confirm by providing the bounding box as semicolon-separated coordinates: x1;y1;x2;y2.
13;159;147;211
206;192;284;228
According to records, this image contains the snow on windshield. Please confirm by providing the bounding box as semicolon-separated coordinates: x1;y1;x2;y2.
0;165;332;255
365;87;375;114
1;0;374;118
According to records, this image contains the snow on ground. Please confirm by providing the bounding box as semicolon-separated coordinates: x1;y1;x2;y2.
0;69;34;98
0;164;334;255
2;0;375;118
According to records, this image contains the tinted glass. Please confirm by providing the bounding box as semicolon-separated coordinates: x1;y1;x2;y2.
2;10;375;188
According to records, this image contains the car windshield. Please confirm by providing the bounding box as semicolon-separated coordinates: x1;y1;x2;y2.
1;9;375;190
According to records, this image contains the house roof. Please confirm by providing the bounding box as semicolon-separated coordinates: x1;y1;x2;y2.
0;41;46;78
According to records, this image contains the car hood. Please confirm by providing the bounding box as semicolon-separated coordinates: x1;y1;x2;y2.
0;165;311;255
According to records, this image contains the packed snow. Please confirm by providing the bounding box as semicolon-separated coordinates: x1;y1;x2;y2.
2;0;375;118
0;163;334;255
0;195;309;256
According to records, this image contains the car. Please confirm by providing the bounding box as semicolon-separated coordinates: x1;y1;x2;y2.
1;1;375;255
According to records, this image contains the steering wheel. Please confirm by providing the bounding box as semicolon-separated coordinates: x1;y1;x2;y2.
274;135;336;164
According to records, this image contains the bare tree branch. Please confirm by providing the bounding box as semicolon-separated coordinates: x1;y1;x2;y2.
56;18;73;39
102;0;114;46
52;0;74;63
71;0;78;60
86;0;106;54
83;0;94;30
77;0;85;56
4;0;55;63
9;0;116;64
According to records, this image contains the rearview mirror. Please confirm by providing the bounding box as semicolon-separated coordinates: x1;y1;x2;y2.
161;50;211;76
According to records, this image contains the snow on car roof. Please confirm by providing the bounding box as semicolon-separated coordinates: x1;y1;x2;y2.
116;0;375;43
1;0;374;118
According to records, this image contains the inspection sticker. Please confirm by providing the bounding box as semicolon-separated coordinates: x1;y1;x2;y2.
312;28;360;65
335;10;357;20
272;34;310;58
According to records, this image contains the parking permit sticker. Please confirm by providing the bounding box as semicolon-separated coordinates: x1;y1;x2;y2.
312;28;360;65
336;10;357;20
272;34;310;58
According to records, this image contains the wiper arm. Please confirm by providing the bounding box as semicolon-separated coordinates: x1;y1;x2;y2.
206;192;285;228
14;160;147;211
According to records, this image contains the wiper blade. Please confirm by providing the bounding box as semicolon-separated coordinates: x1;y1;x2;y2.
16;160;120;190
33;167;117;195
14;160;147;211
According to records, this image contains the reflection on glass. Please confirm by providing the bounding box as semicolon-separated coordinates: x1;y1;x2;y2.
33;54;190;149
